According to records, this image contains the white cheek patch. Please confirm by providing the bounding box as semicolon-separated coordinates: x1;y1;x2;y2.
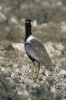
26;35;35;42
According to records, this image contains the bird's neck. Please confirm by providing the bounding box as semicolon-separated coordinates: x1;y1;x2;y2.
25;24;32;41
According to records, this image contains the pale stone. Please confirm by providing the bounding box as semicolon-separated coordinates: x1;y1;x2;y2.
9;17;18;24
0;12;7;22
5;43;25;52
0;67;5;71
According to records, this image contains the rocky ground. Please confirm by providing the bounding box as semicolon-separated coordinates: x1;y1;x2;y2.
0;0;66;100
0;42;66;100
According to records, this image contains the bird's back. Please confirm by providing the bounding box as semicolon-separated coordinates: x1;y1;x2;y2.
30;39;53;70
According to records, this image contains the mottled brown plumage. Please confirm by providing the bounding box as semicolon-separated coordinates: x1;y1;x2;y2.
29;39;53;69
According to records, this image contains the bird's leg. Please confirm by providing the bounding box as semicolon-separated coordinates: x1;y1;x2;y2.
32;62;40;82
31;61;37;80
36;62;40;80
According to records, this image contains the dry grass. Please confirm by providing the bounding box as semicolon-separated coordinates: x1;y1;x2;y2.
0;0;66;47
6;26;25;42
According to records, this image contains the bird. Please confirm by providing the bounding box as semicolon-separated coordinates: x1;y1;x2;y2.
24;19;53;80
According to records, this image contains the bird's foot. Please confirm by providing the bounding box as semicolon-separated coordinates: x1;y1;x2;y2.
33;74;42;83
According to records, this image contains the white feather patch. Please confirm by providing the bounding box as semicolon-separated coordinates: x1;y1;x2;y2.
26;35;35;42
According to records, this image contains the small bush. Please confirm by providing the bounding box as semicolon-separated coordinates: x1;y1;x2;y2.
30;83;54;100
0;78;27;100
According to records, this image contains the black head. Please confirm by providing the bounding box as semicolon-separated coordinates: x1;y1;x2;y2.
25;19;32;22
25;19;32;41
25;19;32;25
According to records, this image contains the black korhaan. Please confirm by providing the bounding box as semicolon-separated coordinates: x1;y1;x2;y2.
24;19;53;80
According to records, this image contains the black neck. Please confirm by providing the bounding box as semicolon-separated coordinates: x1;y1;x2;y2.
25;22;32;41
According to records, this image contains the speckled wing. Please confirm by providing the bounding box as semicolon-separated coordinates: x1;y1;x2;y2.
30;39;53;69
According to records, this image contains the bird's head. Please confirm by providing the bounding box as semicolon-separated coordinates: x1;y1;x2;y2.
25;19;32;25
25;19;32;41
